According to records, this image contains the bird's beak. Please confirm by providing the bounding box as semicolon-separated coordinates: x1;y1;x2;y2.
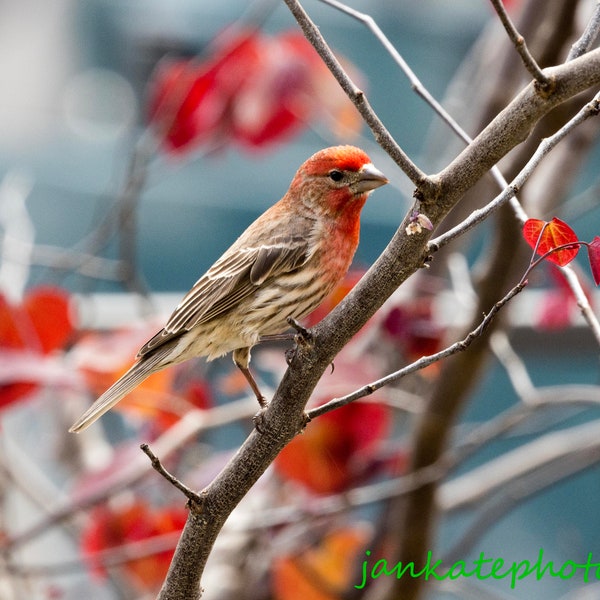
354;163;389;193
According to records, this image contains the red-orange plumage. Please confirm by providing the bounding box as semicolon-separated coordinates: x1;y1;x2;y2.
301;145;373;177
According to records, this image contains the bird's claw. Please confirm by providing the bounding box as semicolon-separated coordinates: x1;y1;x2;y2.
253;408;268;433
256;394;268;409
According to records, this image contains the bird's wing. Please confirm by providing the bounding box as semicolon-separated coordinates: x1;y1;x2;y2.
137;237;310;356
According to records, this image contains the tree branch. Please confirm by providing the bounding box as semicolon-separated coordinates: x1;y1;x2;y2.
307;281;526;420
282;0;428;187
489;0;551;89
567;0;600;60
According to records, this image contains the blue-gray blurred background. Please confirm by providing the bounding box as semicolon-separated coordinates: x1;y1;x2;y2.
1;0;493;292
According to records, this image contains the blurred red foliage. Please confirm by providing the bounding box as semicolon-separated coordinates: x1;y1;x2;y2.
272;526;370;600
275;400;391;495
148;28;362;154
81;499;187;591
0;286;74;408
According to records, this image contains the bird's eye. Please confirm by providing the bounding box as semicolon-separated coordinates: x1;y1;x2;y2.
328;169;344;182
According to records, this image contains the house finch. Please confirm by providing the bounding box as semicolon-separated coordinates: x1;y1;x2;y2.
69;146;388;433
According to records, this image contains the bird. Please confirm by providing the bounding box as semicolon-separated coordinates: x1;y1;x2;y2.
69;145;388;433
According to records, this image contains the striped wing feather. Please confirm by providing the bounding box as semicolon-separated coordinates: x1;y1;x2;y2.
137;238;309;357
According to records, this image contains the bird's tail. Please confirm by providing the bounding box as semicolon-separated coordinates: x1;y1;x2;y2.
69;350;167;433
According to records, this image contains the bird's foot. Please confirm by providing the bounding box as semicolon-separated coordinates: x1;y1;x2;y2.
255;392;268;409
253;407;268;434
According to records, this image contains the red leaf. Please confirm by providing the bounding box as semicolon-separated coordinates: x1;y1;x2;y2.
275;401;390;494
0;287;74;408
147;28;363;153
0;294;24;349
588;236;600;286
232;31;362;147
0;296;36;405
23;286;74;354
273;526;370;600
523;217;579;266
231;31;320;147
0;287;74;353
147;29;262;153
81;500;186;591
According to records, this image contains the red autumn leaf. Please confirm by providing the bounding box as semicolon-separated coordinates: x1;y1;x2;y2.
232;31;362;147
0;302;35;404
23;286;74;353
231;32;314;147
275;401;390;495
0;287;73;354
147;28;362;153
588;236;600;286
81;500;186;591
523;217;580;266
0;287;74;408
0;294;22;349
147;28;262;153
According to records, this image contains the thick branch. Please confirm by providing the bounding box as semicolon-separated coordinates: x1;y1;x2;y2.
426;48;600;221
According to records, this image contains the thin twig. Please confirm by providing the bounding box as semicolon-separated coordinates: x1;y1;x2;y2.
319;0;471;146
6;530;182;577
489;0;551;89
307;281;526;420
282;0;427;187
430;92;600;250
2;397;257;552
318;0;529;232
140;444;203;506
567;0;600;61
